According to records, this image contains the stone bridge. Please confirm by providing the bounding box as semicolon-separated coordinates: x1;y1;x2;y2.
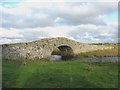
2;37;113;61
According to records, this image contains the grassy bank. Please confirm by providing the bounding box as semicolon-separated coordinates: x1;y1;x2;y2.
2;60;118;88
76;44;119;57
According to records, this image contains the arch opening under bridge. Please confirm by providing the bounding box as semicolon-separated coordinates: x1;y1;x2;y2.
50;45;74;61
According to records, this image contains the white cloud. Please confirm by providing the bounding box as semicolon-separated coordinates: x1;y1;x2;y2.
0;22;118;44
0;38;22;44
1;2;117;28
0;1;118;44
68;23;118;43
0;28;23;39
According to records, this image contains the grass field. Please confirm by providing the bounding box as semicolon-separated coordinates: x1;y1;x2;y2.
2;60;118;88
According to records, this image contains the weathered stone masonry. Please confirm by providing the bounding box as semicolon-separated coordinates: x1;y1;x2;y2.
1;37;113;61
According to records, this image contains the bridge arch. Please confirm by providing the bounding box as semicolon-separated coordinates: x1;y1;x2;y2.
50;45;74;60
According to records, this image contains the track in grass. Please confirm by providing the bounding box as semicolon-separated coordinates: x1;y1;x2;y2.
2;60;118;88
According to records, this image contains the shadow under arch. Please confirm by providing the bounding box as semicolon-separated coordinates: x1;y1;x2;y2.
51;45;74;60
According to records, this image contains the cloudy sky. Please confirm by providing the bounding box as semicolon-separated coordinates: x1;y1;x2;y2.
0;0;118;44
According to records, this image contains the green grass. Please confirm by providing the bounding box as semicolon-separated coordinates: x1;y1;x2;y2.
2;60;118;88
